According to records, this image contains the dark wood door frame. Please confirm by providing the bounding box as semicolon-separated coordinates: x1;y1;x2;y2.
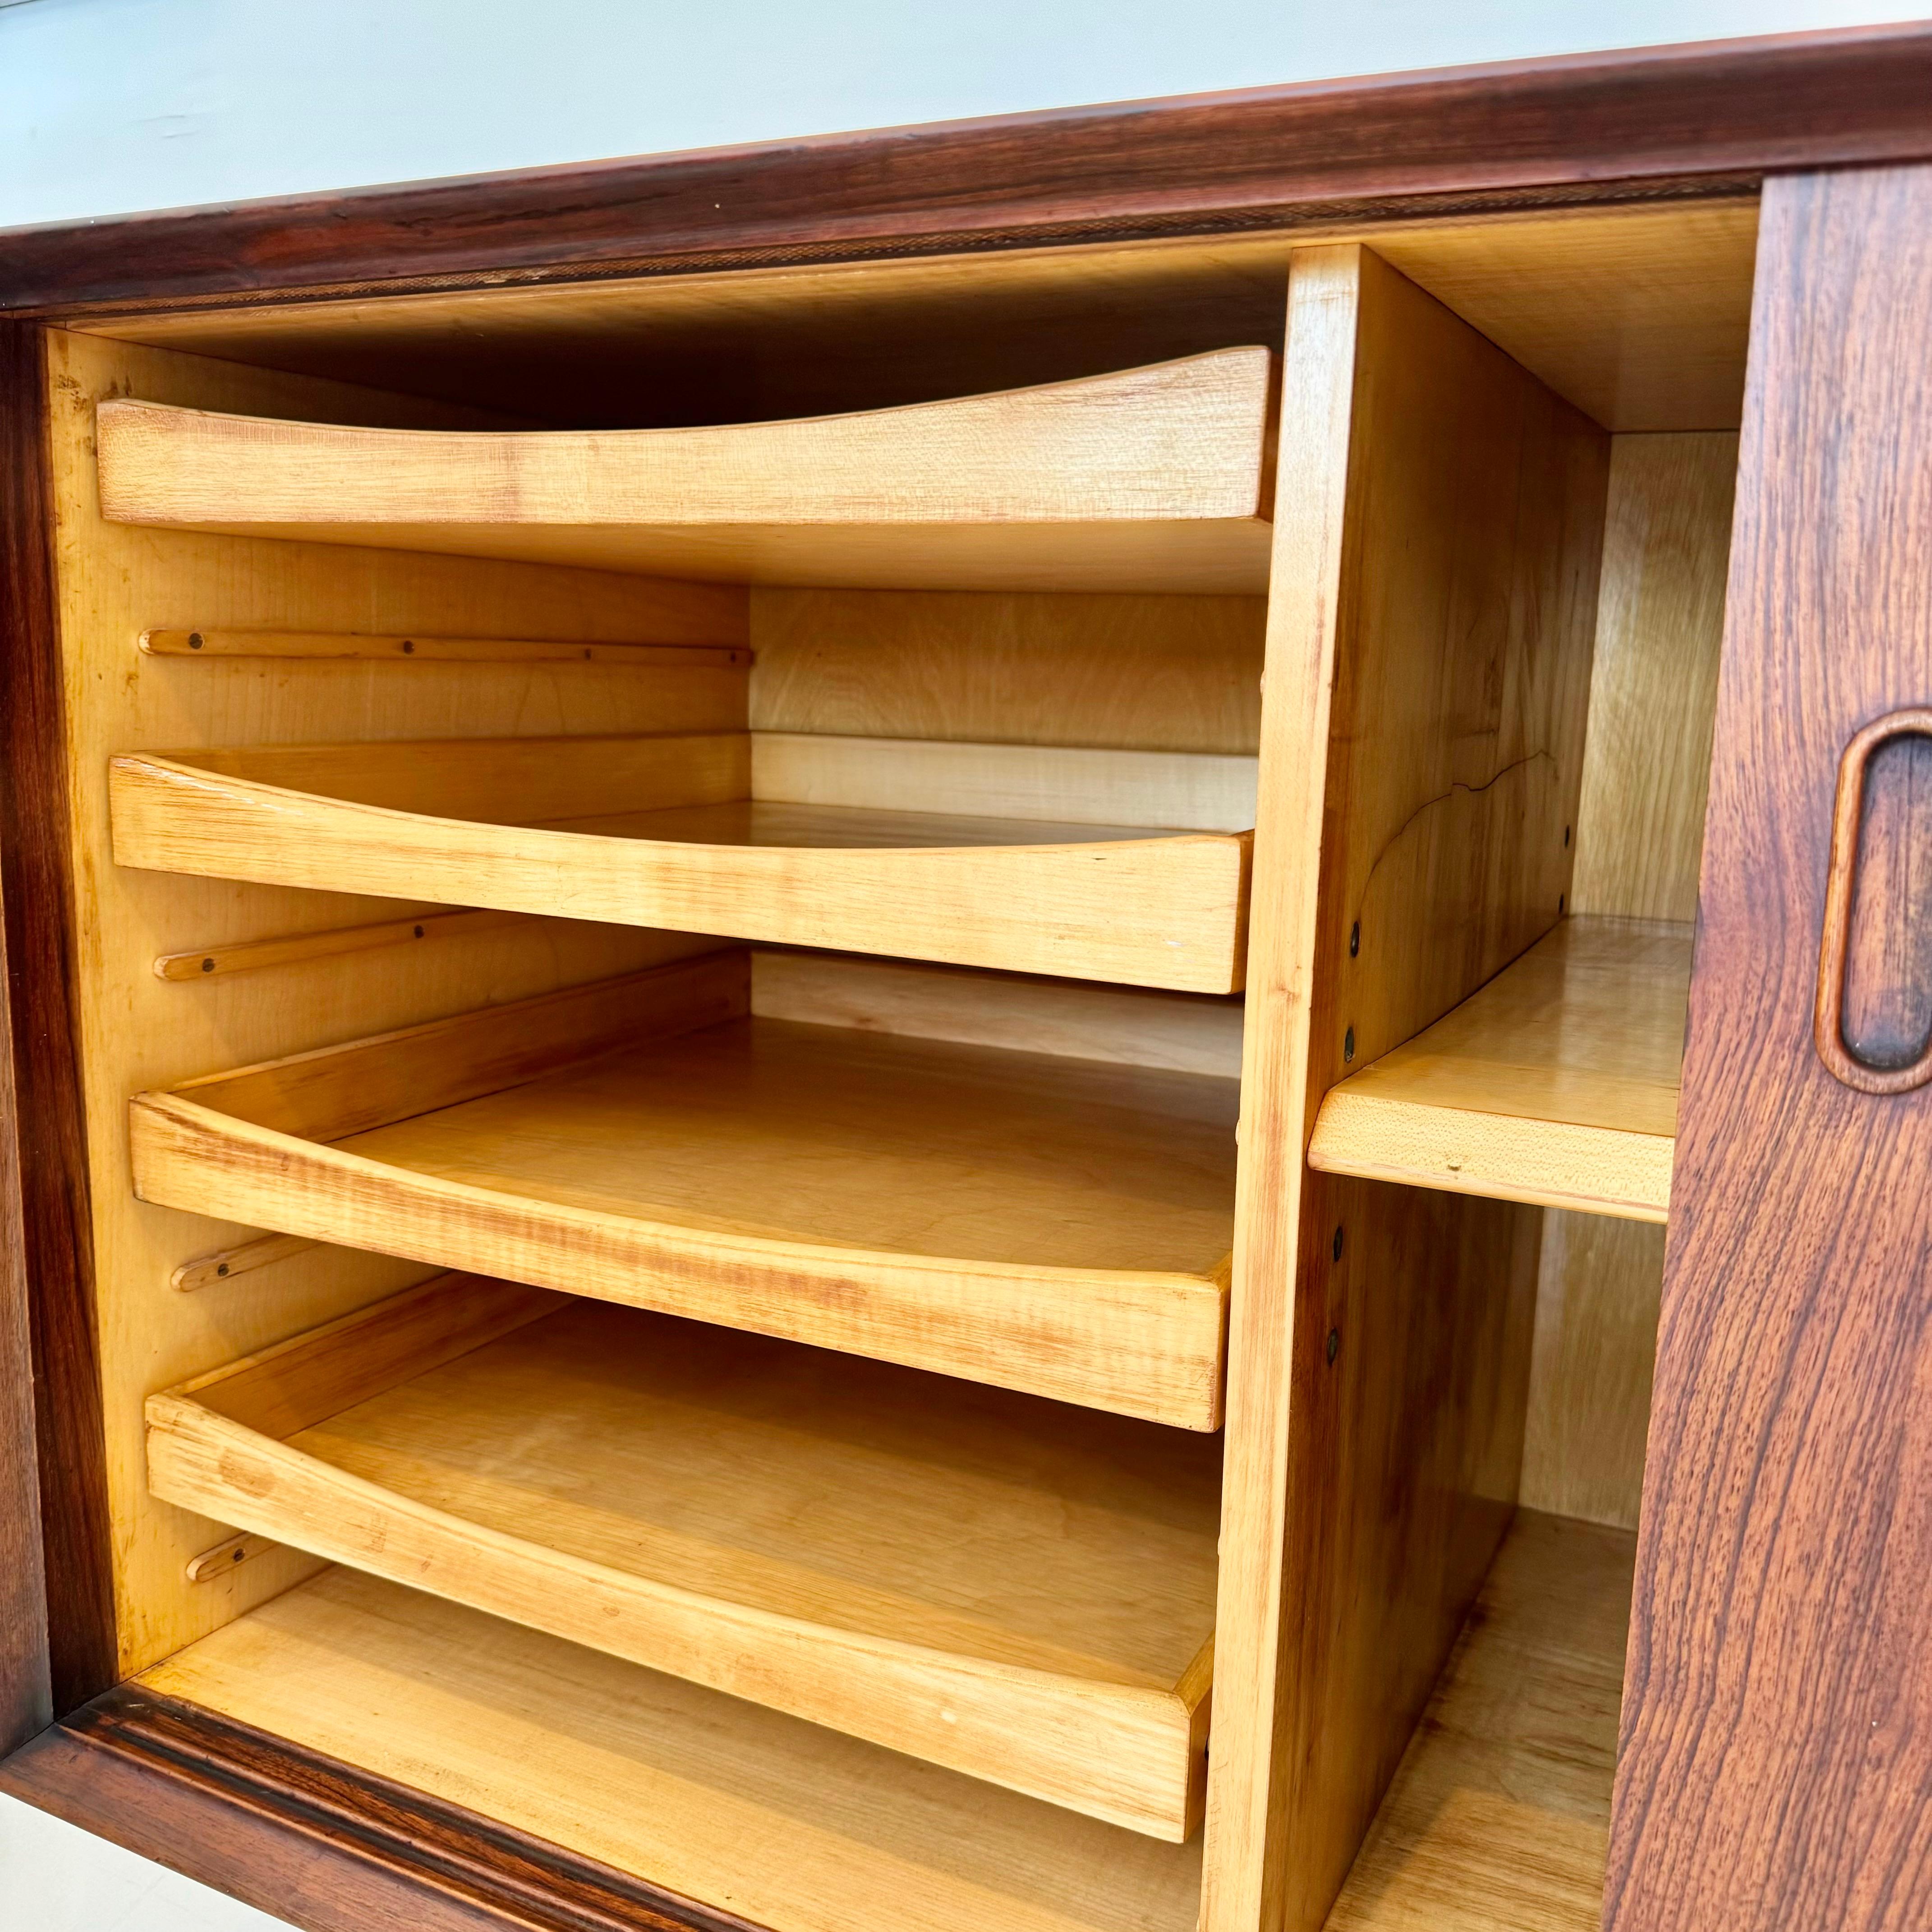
2;22;1932;319
1606;161;1932;1932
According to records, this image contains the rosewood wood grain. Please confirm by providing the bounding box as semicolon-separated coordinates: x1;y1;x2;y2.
0;867;51;1754
1605;163;1932;1932
0;320;115;1717
3;28;1931;318
0;1687;766;1932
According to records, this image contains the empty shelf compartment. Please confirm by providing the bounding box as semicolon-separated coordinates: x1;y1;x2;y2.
130;952;1237;1428
95;350;1277;593
1307;917;1692;1221
147;1274;1222;1837
110;732;1256;994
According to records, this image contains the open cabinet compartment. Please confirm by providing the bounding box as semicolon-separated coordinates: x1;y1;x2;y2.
145;1270;1221;1838
18;189;1756;1932
128;948;1239;1428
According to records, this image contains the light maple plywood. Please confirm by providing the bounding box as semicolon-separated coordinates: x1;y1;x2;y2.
41;326;748;1679
130;961;1237;1429
1307;918;1691;1222
95;351;1279;593
1521;1214;1667;1530
140;1566;1205;1932
1205;247;1604;1932
750;952;1245;1080
148;1276;1222;1836
1323;1510;1634;1932
81;200;1755;437
1570;433;1738;924
749;588;1267;753
1521;432;1734;1535
110;737;1253;993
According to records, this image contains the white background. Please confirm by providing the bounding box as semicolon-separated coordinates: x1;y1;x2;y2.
0;0;1916;1925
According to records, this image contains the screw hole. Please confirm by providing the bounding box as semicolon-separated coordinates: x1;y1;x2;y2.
1343;1026;1356;1064
1564;824;1572;847
1325;1329;1340;1365
1331;1225;1345;1262
1349;920;1360;958
413;925;425;938
1559;894;1567;915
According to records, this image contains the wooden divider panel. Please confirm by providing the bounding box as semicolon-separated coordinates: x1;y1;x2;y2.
1203;244;1605;1932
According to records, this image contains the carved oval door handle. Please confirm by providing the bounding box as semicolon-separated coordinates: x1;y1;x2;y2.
1814;706;1932;1094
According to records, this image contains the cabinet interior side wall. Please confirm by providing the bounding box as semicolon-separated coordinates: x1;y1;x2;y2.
1520;430;1737;1530
41;327;750;1676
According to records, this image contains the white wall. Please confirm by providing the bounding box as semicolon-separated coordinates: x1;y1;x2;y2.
0;0;1921;229
0;0;1918;1925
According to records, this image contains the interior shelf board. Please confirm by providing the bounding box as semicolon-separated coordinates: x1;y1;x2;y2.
110;735;1254;994
139;1564;1205;1932
94;349;1278;593
147;1275;1220;1837
1324;1509;1635;1932
130;954;1237;1429
1308;916;1692;1221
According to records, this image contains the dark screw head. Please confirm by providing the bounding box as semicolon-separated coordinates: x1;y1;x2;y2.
200;957;215;973
1343;1026;1356;1063
1326;1328;1340;1365
231;1547;244;1563
216;1262;229;1277
401;639;415;654
1332;1225;1345;1262
187;631;204;649
1349;920;1360;958
413;925;425;938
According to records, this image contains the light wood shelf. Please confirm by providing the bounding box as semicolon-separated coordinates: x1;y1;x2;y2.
130;953;1237;1429
110;731;1256;994
147;1272;1220;1837
95;350;1277;592
1323;1510;1633;1931
141;1564;1207;1932
1307;917;1692;1221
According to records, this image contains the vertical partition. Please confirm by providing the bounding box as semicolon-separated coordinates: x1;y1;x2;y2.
1205;244;1608;1932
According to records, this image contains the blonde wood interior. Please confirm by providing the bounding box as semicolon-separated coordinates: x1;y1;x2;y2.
94;350;1279;593
135;1504;1629;1932
147;1274;1221;1838
131;954;1237;1430
1206;244;1602;1932
47;197;1748;1932
1307;916;1692;1222
108;731;1257;993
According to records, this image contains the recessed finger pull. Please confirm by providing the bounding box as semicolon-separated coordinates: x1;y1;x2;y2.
1814;707;1932;1094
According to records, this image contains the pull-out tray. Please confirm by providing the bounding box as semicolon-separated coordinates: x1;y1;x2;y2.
95;349;1278;593
110;733;1255;993
147;1274;1222;1837
1308;917;1692;1221
131;952;1237;1427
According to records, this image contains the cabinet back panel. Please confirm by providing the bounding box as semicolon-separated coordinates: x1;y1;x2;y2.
43;327;747;1676
1521;428;1737;1531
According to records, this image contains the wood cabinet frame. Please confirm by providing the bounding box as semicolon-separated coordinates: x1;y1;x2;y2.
3;22;1932;1932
